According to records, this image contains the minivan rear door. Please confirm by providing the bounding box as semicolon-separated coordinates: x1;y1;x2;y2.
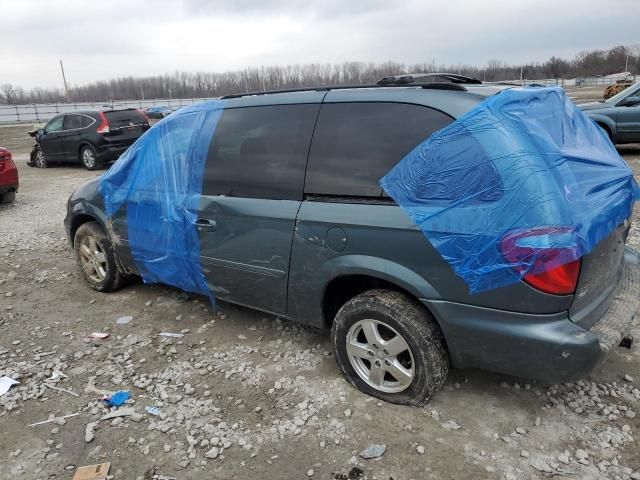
196;101;321;315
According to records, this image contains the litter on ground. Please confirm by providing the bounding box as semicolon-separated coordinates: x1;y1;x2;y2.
101;390;130;406
0;376;19;396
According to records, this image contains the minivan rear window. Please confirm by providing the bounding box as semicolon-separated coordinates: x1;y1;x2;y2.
304;102;454;197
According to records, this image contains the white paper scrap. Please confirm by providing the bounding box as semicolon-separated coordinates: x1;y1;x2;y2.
0;376;19;396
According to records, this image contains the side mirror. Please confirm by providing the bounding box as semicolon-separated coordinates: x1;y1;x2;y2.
621;96;640;107
38;128;44;135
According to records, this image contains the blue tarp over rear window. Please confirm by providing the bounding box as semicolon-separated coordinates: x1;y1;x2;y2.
381;87;639;293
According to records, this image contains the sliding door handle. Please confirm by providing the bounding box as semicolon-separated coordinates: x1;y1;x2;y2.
195;218;217;231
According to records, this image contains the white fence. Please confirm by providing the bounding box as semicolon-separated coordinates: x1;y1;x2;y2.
0;97;215;124
2;75;639;124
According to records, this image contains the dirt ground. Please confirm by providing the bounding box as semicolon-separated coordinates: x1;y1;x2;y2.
0;123;639;480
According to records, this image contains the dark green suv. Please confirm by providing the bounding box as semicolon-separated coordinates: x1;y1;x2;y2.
65;83;640;405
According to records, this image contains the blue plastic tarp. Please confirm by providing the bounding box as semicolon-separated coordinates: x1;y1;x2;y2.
99;101;223;301
99;87;638;300
381;87;639;293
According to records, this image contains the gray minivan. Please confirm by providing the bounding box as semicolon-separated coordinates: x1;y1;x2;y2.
65;83;640;405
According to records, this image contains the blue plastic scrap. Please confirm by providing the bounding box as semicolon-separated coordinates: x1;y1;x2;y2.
102;390;130;407
381;87;639;293
99;101;224;302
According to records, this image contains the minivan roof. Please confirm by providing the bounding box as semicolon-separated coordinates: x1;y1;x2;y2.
220;83;515;119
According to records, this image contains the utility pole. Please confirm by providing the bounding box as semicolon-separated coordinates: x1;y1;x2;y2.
59;59;70;102
625;54;629;73
520;65;523;85
140;84;145;100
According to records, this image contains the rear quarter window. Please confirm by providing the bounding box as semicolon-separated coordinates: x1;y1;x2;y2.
304;102;454;197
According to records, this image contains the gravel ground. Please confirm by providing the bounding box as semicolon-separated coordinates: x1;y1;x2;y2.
0;125;639;480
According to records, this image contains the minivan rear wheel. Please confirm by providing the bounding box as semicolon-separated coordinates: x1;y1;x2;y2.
74;221;125;292
331;289;449;406
80;145;102;170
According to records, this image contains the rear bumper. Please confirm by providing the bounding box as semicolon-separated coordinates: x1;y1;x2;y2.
96;143;131;161
423;247;639;383
0;183;18;195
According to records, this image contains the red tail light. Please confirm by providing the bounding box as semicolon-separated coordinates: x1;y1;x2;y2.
96;112;110;133
0;149;10;169
500;227;581;295
137;108;149;123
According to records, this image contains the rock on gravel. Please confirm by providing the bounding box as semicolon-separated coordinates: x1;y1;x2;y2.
441;420;461;430
359;444;386;459
575;448;588;460
84;422;98;443
205;447;220;459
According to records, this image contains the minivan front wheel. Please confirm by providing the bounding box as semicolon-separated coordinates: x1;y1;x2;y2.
331;289;449;406
74;221;124;292
80;145;102;170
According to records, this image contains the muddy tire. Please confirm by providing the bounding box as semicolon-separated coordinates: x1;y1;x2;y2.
0;191;16;204
80;145;102;170
331;289;449;406
74;221;125;292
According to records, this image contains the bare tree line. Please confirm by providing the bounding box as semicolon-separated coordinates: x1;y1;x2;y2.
2;44;639;105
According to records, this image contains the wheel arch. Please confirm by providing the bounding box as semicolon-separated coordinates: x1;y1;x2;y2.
320;257;441;329
77;141;96;160
588;115;616;142
69;213;102;247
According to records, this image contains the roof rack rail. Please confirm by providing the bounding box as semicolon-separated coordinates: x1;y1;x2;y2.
377;73;482;86
420;82;467;91
220;82;467;99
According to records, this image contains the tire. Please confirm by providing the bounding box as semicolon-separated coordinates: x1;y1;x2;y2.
1;191;16;204
33;147;47;168
79;145;102;170
331;289;449;406
74;221;125;292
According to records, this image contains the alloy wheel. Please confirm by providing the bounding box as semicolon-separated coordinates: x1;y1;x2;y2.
82;148;96;168
345;319;415;393
35;150;46;168
78;235;107;283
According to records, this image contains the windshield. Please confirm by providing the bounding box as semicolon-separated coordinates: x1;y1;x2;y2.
605;81;640;104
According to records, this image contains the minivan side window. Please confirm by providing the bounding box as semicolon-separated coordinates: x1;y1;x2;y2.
203;104;320;200
304;102;454;197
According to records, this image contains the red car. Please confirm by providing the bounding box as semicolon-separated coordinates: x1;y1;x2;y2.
0;147;18;204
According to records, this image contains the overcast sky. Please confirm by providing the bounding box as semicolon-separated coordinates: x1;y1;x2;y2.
2;0;638;89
